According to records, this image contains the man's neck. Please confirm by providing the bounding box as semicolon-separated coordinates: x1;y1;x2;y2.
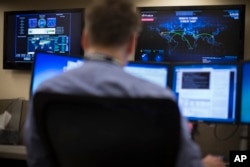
85;46;128;66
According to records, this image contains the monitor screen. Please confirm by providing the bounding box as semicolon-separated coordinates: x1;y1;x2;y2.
30;51;83;96
3;8;84;70
171;63;238;123
136;5;245;63
30;55;169;96
124;62;168;88
240;61;250;124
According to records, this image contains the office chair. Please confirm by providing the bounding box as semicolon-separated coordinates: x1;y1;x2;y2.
33;92;181;167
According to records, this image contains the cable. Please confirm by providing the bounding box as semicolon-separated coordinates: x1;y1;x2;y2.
191;122;199;141
213;124;240;141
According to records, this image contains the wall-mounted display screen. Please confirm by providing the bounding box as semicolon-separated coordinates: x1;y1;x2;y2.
3;8;84;70
136;5;245;63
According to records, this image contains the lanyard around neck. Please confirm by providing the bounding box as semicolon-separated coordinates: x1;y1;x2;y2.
85;53;122;66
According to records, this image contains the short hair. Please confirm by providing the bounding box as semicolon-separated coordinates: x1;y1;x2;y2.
85;0;141;47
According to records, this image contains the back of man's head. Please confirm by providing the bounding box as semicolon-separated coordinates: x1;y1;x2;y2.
85;0;141;48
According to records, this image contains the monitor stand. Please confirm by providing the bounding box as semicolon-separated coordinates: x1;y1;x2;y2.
239;125;249;150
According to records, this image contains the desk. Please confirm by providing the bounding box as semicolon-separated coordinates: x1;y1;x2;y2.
0;145;26;160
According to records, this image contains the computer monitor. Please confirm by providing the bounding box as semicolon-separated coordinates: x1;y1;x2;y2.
30;52;169;97
171;63;238;123
124;62;169;88
30;51;83;96
3;8;84;70
136;5;245;63
240;61;250;124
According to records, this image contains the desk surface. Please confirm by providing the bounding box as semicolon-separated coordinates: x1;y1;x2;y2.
0;145;26;160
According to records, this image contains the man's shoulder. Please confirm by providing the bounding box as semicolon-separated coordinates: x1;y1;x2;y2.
34;63;176;100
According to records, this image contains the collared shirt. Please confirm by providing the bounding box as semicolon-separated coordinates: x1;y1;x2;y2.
24;54;203;167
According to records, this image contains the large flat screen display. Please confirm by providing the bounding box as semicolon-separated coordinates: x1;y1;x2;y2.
240;61;250;124
171;63;238;123
30;52;169;96
136;5;245;63
3;8;84;70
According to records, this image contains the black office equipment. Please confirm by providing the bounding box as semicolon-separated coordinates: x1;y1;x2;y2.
32;92;181;167
3;8;84;70
136;5;245;63
0;98;23;145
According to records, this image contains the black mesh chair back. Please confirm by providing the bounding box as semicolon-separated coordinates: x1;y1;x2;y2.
33;92;181;167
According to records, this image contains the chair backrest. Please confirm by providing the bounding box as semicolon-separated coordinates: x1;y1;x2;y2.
33;92;181;167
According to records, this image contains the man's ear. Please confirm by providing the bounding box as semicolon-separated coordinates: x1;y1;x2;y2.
81;30;88;50
127;33;137;55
